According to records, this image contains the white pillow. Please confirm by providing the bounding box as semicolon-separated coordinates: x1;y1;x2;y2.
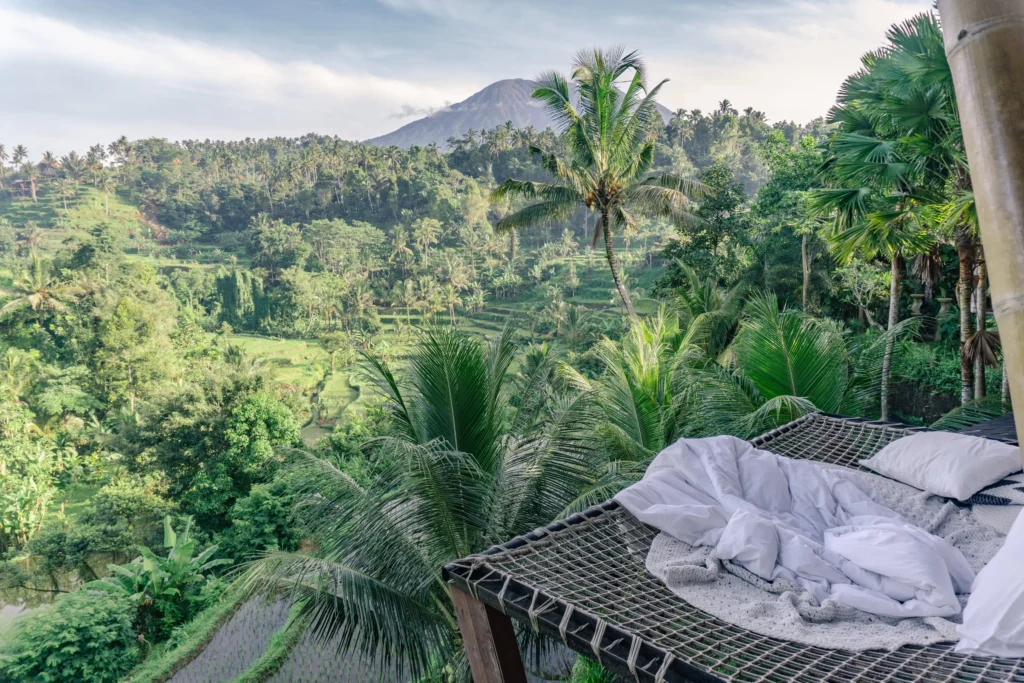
860;431;1022;501
956;509;1024;657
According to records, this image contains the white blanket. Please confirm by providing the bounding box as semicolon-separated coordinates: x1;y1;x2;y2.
615;436;976;618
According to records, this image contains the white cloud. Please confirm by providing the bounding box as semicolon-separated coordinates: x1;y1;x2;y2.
0;7;469;151
646;0;933;122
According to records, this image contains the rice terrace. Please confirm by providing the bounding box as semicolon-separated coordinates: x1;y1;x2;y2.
2;1;1024;682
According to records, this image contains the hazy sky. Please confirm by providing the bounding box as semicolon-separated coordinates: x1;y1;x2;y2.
1;0;932;155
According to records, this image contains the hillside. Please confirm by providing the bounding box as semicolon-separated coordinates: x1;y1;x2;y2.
367;78;673;149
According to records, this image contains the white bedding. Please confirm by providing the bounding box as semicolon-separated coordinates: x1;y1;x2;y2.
615;435;976;619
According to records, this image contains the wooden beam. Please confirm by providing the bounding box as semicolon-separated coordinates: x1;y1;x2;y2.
938;0;1024;464
449;584;528;683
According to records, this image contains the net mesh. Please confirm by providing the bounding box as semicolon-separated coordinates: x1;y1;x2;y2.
446;413;1024;683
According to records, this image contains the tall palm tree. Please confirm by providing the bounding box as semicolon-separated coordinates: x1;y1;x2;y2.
244;324;596;680
0;144;7;168
97;171;117;216
826;13;976;405
20;163;39;203
55;177;77;211
12;145;28;166
493;48;706;319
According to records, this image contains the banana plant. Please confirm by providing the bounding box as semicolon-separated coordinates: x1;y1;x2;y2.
88;515;231;638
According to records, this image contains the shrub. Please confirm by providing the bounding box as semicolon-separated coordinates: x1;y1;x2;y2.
0;589;139;683
216;480;300;563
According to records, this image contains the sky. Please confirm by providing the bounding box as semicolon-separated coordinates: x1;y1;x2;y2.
0;0;933;156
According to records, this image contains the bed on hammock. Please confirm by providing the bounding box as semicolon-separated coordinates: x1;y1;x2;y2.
442;413;1024;683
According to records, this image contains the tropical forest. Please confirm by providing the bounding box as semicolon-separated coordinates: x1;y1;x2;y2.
0;11;1009;683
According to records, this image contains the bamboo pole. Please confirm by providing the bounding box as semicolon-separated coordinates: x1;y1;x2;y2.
938;0;1024;463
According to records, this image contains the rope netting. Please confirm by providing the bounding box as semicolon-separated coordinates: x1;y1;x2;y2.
445;413;1024;683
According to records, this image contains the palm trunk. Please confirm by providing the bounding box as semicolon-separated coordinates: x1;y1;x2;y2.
975;254;988;399
881;255;903;422
957;237;975;404
1003;361;1011;405
602;212;637;320
939;0;1024;468
801;233;810;311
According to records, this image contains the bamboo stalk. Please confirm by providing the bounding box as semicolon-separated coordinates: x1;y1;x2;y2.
938;0;1024;463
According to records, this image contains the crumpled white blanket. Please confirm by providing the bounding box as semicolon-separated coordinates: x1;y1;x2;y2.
614;435;976;618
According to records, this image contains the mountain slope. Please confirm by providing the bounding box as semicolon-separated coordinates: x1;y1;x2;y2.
367;78;672;149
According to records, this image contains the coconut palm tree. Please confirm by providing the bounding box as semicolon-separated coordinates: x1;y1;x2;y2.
55;177;77;211
1;253;77;315
558;309;707;506
493;48;706;319
20;163;39;203
97;171;117;216
243;324;596;680
11;145;28;166
694;293;918;432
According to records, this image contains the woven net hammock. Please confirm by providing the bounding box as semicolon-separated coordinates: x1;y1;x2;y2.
444;413;1024;683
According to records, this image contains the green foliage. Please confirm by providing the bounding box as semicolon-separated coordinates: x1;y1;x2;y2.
493;48;706;317
216;480;300;563
244;324;598;680
0;391;58;552
0;589;139;683
570;656;620;683
88;516;231;641
668;163;750;281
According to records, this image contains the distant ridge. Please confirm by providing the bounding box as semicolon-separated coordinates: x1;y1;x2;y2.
367;78;672;149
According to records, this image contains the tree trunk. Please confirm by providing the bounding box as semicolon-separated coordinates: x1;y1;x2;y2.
1003;360;1011;405
30;180;36;203
881;255;903;422
801;233;810;311
940;0;1024;466
602;212;637;320
975;253;988;399
957;237;976;404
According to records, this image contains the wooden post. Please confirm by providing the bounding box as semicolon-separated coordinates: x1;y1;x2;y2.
449;584;528;683
938;0;1024;464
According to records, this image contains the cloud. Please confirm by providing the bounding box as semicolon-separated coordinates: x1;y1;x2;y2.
388;102;453;120
645;0;933;122
0;6;469;152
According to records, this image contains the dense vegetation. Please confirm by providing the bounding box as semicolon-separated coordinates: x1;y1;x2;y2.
0;14;1008;682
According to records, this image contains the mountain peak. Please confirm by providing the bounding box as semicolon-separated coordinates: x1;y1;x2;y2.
367;78;670;149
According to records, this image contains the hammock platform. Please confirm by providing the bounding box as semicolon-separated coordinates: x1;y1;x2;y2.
443;413;1023;683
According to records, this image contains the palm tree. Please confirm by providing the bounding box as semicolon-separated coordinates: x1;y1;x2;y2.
441;283;461;323
413;218;440;267
826;13;976;405
20;163;39;203
388;228;414;275
558;309;706;505
55;177;77;211
39;151;59;176
698;293;917;432
672;262;744;357
1;253;77;315
244;325;595;680
493;48;706;319
12;145;27;166
97;171;116;216
0;144;7;168
814;58;937;420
